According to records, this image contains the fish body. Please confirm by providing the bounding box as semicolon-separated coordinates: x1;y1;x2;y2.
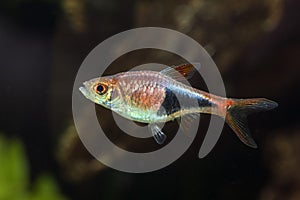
79;64;278;147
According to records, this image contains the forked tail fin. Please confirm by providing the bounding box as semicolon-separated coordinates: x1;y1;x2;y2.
225;98;278;148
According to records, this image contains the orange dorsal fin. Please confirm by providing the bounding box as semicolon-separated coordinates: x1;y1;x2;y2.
160;63;196;81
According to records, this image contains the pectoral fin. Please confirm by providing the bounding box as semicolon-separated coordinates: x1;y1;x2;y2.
149;124;166;144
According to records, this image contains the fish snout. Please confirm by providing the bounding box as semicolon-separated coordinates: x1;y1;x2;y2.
79;84;90;98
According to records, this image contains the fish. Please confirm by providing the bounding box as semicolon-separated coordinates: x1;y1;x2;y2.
79;64;278;148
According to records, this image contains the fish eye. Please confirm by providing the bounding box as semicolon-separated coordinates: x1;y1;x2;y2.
94;83;107;95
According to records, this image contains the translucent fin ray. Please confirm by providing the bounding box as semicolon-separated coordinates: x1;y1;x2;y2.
149;124;166;144
225;98;278;148
160;63;196;81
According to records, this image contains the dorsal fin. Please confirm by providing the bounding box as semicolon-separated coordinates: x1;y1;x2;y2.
160;63;196;81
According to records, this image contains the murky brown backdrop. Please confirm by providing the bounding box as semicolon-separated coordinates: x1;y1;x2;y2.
0;0;299;199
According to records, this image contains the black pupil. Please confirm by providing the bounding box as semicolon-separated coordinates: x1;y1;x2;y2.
96;85;104;94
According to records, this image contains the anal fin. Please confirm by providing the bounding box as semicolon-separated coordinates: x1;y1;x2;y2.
177;113;199;135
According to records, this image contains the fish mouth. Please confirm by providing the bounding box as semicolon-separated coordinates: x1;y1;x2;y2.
79;84;90;99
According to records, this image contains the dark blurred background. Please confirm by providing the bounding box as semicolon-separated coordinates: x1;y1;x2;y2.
0;0;299;199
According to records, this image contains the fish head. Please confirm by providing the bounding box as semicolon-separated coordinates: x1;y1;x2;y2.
79;76;119;109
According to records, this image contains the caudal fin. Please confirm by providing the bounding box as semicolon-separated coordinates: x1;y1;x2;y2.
225;98;278;148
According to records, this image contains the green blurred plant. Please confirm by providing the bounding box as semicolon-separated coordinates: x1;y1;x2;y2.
0;134;67;200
